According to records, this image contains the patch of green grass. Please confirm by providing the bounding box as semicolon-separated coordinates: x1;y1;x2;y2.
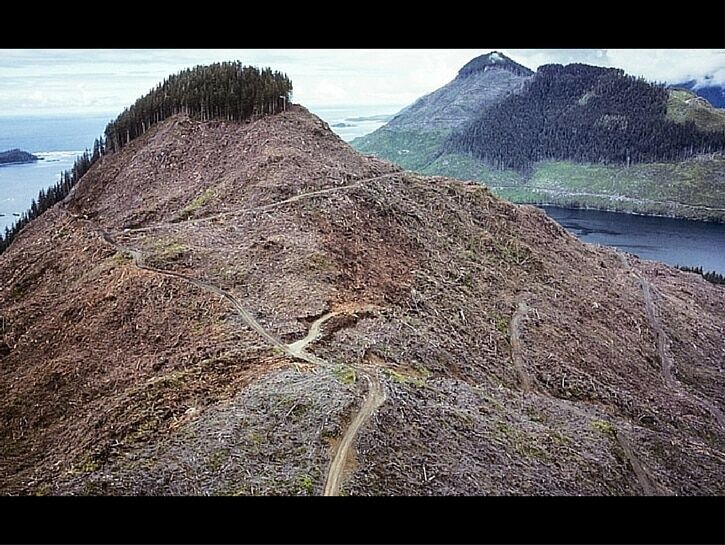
421;151;725;222
307;252;337;272
126;413;163;445
491;311;509;336
591;419;616;436
33;483;51;496
76;454;99;473
81;460;99;472
383;368;409;385
414;364;431;380
296;474;314;495
177;188;216;220
667;89;725;132
207;448;231;472
351;129;448;171
547;429;572;447
516;443;546;459
493;420;548;460
525;158;725;220
109;251;132;266
248;431;264;445
382;367;428;388
150;239;188;264
332;364;357;384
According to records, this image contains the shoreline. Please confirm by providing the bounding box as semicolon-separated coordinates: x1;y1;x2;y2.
525;201;725;225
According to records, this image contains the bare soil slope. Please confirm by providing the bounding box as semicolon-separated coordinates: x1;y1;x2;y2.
1;106;722;495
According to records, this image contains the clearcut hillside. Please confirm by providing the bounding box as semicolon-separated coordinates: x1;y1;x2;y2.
1;105;723;496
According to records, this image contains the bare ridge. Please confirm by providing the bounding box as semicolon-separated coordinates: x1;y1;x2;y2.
0;68;723;495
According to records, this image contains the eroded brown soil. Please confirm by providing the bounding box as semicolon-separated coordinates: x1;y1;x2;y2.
1;106;722;495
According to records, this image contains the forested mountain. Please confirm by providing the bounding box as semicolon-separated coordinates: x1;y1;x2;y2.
0;62;292;253
352;52;532;169
354;54;725;221
445;64;725;170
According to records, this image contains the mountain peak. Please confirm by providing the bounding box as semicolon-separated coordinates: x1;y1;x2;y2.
457;51;533;78
357;52;534;137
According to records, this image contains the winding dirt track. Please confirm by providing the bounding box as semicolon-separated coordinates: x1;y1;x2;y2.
615;432;660;495
618;252;724;430
287;312;339;355
507;291;661;494
638;276;675;387
94;217;387;495
98;228;313;363
125;172;401;233
509;299;533;393
323;372;386;496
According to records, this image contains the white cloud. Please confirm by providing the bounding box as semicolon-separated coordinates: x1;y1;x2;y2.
0;49;722;117
504;49;725;86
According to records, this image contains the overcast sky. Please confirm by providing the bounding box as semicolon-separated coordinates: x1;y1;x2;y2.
0;49;723;117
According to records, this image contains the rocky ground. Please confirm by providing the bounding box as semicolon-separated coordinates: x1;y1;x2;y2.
1;106;722;495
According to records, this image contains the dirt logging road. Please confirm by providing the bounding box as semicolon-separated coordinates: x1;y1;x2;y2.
618;252;724;430
96;217;387;496
323;372;386;496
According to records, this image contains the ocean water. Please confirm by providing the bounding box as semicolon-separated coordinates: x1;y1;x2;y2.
309;104;402;141
0;115;112;153
0;115;111;232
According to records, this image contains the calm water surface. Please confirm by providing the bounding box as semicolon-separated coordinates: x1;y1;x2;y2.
540;206;725;274
0;115;111;232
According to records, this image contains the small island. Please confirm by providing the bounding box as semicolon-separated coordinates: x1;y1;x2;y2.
345;114;394;122
0;149;40;165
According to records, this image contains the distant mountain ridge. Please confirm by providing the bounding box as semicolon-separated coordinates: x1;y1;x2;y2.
353;53;725;222
352;52;533;170
673;80;725;108
381;51;533;133
457;51;533;78
445;63;725;170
